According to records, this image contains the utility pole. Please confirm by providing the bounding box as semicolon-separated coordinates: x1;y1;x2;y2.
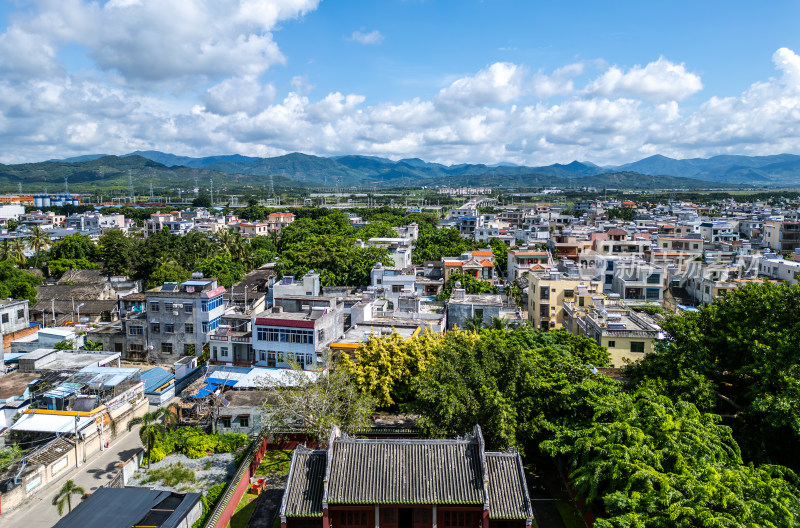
64;176;69;195
269;174;274;197
128;170;134;203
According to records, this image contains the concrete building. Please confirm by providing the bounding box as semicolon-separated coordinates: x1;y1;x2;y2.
251;296;344;369
611;262;665;304
446;288;503;330
563;299;663;367
764;220;800;253
144;276;227;362
507;249;550;281
758;258;800;284
527;271;602;331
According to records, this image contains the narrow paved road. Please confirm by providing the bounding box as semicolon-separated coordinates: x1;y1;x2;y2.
0;426;143;528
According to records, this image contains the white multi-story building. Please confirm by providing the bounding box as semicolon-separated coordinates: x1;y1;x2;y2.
251;296;343;370
758;258;800;284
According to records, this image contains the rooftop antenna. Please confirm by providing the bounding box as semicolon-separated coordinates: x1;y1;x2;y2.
149;182;154;202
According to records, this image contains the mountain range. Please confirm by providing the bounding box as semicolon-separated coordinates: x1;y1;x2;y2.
1;150;799;193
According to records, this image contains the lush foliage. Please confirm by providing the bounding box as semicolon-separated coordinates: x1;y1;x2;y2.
350;323;800;526
542;390;800;528
413;225;482;264
605;206;635;221
149;427;248;462
624;281;800;468
437;272;498;300
46;258;100;279
340;331;438;407
0;261;41;304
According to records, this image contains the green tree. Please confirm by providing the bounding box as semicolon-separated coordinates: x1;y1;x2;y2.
98;229;138;275
128;408;169;468
194;254;245;289
340;331;438;407
624;281;800;467
27;225;51;269
47;233;99;261
147;261;190;289
259;363;374;445
46;258;100;279
52;480;85;516
438;272;497;300
542;390;800;527
0;261;42;304
192;193;212;208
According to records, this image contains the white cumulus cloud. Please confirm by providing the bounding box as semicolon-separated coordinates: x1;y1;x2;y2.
586;57;703;102
349;29;384;45
436;62;528;108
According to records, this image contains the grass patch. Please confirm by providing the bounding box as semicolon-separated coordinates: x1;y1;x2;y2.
256;450;292;476
141;462;196;487
227;493;258;528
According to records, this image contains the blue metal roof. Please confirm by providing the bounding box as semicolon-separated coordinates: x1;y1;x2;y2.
141;367;175;394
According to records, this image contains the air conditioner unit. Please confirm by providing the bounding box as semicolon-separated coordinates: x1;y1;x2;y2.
173;310;180;316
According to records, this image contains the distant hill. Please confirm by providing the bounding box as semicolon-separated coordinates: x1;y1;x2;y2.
14;149;800;192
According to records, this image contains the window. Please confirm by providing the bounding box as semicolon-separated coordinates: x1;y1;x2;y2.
184;344;193;354
475;309;484;319
392;284;403;293
150;302;160;312
165;323;174;333
646;274;661;284
564;289;574;298
630;341;645;353
578;297;585;307
164;302;173;312
220;347;229;357
277;352;284;362
239;416;249;428
184;303;193;314
151;323;160;333
442;511;473;528
185;324;194;334
202;295;223;312
1;313;8;324
267;351;276;367
220;417;231;428
337;511;368;527
129;325;143;335
607;340;616;347
162;343;173;354
17;309;24;320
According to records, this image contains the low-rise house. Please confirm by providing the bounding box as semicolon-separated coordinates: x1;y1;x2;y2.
563;298;663;367
759;258;800;284
447;288;506;330
52;487;202;528
527;271;602;331
507;248;550;281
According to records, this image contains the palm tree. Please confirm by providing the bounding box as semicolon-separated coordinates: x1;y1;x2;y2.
28;225;51;269
52;480;85;516
464;313;486;332
128;408;168;468
9;238;26;268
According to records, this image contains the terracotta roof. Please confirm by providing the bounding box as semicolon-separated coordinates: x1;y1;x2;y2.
444;262;464;266
480;260;494;267
472;250;493;257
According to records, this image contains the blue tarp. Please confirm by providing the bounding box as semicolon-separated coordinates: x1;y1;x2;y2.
206;378;238;387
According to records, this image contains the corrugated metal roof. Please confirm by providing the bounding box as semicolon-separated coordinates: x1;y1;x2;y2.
10;413;95;434
281;448;326;518
141;366;175;393
327;437;484;505
486;452;532;520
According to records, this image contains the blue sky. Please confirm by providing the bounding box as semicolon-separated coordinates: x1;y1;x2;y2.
0;0;798;165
